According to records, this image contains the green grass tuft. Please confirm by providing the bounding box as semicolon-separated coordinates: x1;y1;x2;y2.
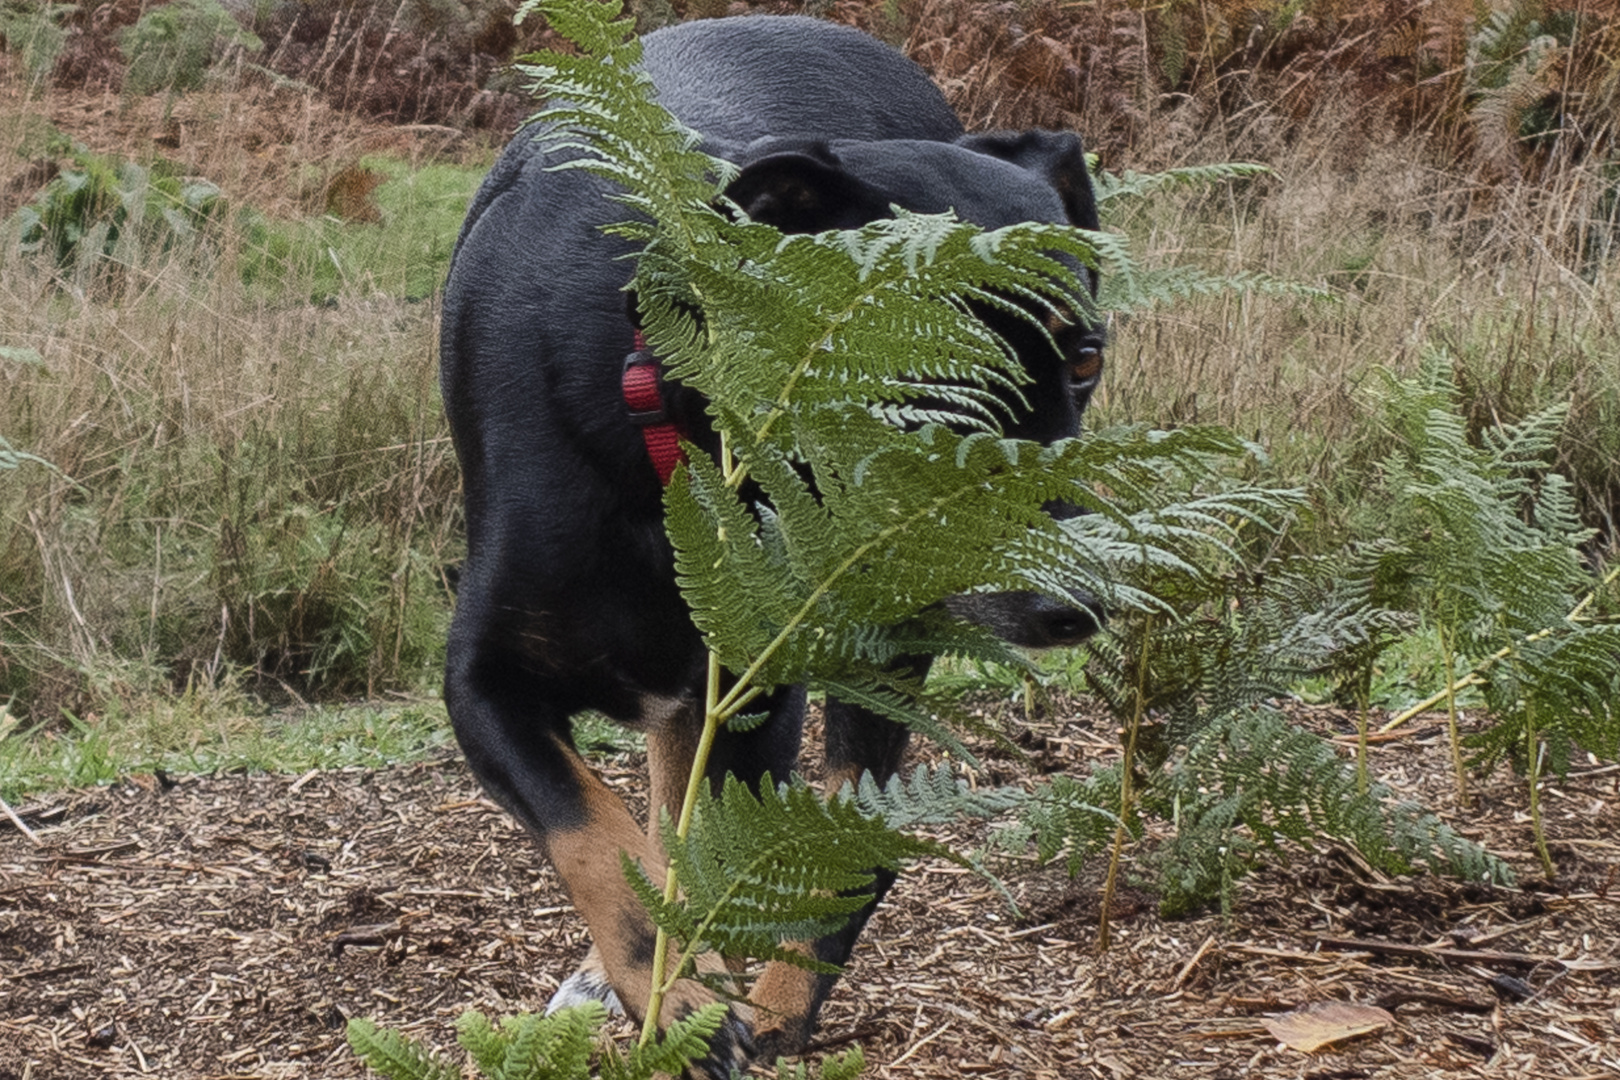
0;694;453;802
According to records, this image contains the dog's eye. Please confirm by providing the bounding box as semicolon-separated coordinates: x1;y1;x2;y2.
1043;305;1077;334
1069;347;1103;385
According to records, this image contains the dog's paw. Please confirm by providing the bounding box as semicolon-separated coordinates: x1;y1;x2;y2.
682;999;756;1080
548;949;755;1077
545;954;626;1018
751;1015;811;1065
658;976;755;1080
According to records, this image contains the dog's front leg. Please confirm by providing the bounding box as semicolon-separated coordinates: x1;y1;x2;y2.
446;678;754;1078
749;675;919;1058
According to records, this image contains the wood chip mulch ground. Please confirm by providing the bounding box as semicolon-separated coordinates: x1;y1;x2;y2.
2;697;1618;1079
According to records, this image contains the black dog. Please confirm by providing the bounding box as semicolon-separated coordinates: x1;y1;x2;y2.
440;14;1105;1075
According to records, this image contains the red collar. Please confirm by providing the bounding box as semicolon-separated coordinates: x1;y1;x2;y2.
621;330;688;485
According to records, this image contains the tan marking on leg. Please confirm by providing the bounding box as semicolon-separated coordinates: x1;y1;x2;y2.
545;752;665;1016
645;708;700;857
823;762;868;798
750;952;818;1057
544;750;749;1044
643;709;757;1033
752;760;877;1056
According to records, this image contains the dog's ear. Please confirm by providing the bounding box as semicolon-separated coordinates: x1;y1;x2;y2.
955;130;1098;232
724;145;890;233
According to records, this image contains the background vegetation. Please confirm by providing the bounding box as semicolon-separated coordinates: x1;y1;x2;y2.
1;0;1616;838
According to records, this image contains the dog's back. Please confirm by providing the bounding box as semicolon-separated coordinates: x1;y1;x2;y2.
448;17;961;289
440;16;972;697
639;16;962;150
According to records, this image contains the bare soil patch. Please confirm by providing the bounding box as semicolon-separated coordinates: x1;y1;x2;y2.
3;699;1618;1079
0;77;492;224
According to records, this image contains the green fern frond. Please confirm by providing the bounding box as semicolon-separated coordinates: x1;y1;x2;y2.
775;1045;865;1080
659;214;1096;439
597;1003;726;1080
1146;707;1512;914
445;1006;611;1080
1093;163;1271;203
455;1011;509;1077
997;768;1126;876
670;416;1289;690
636;776;938;970
1098;263;1332;313
819;1046;866;1080
347;1018;459;1080
851;762;1027;828
1251;553;1416;669
1470;621;1620;770
809;676;980;761
505;1006;605;1079
516;0;634;56
1376;353;1595;652
666;449;807;678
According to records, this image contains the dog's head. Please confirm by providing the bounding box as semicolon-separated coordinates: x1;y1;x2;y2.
725;131;1105;449
722;132;1108;648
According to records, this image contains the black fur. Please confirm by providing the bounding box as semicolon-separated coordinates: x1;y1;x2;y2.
440;15;1104;1074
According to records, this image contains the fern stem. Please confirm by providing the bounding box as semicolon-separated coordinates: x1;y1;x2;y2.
1379;563;1619;735
1354;670;1370;796
640;651;726;1045
1378;671;1487;735
1567;562;1620;620
1525;703;1554;880
718;426;741;488
1099;617;1150;951
1439;628;1470;805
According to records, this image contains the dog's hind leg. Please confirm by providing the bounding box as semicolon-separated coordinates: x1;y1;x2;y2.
696;686;807;798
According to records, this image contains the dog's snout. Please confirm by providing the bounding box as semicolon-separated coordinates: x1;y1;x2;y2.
1038;601;1101;646
943;589;1103;649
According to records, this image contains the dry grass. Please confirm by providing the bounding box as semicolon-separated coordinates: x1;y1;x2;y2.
1094;120;1620;549
0;78;477;719
2;0;1617;715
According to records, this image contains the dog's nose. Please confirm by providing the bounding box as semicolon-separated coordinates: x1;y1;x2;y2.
943;589;1104;649
1036;598;1102;646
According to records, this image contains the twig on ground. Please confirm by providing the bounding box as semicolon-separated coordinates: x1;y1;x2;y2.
1170;934;1218;990
1317;935;1611;970
0;793;42;845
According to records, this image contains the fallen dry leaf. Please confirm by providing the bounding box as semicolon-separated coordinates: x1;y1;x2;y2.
1263;1002;1396;1053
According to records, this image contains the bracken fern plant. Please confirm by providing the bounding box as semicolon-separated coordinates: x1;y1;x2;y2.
1373;351;1620;874
350;1003;867;1080
991;465;1511;923
118;0;261;97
